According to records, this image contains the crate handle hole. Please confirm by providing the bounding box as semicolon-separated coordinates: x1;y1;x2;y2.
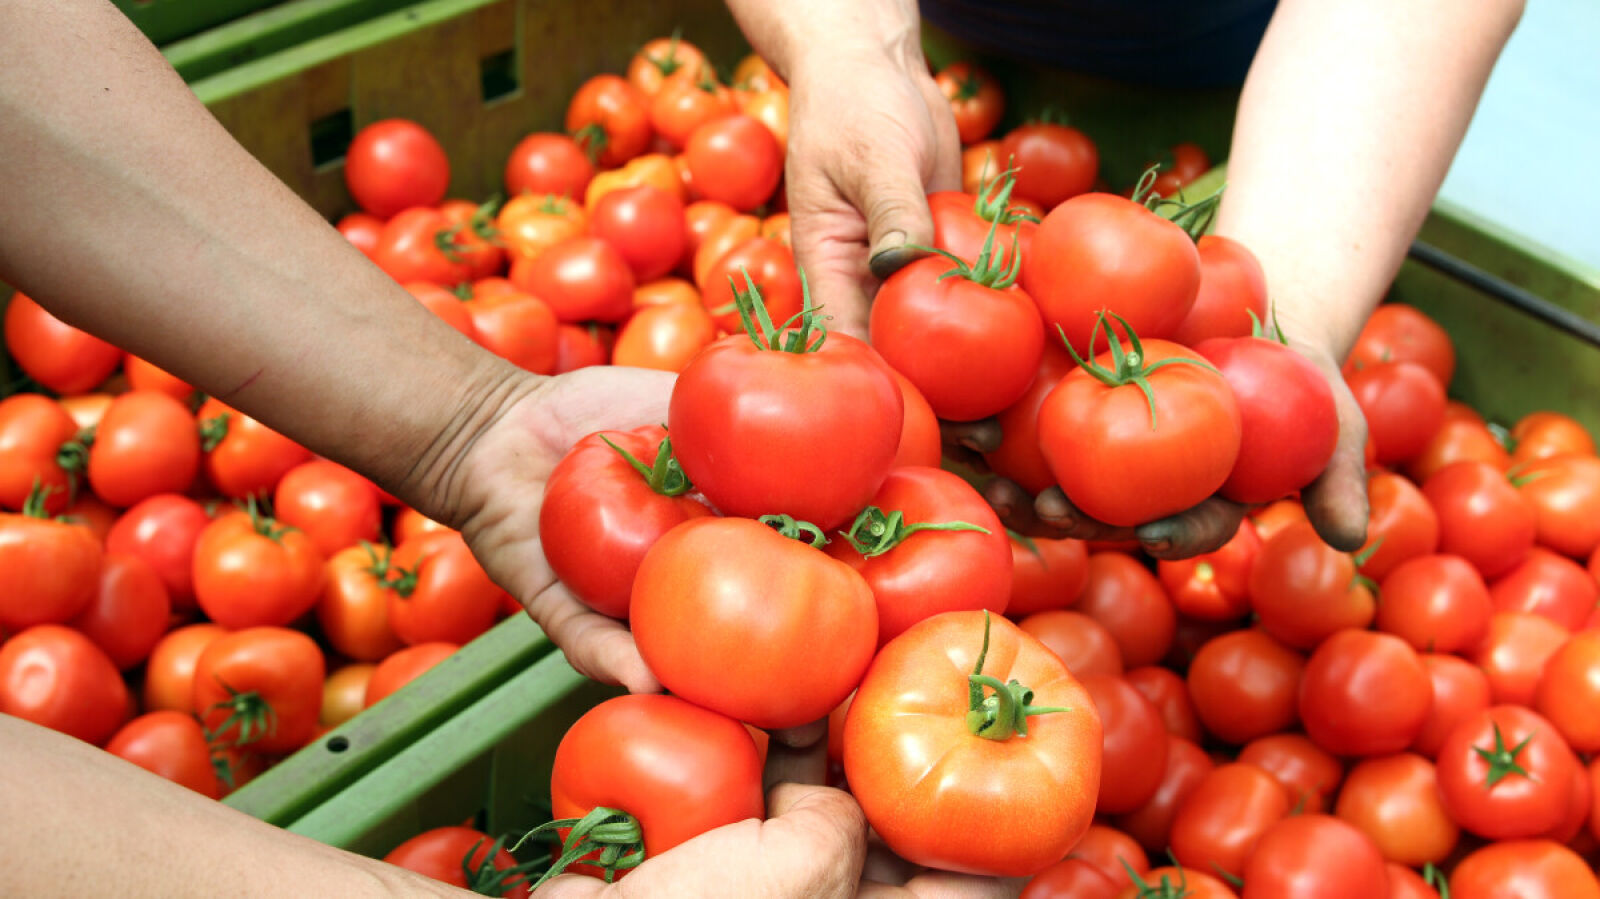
310;108;354;170
480;48;519;104
326;735;350;753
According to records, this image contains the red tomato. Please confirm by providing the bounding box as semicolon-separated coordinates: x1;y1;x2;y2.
561;318;621;371
142;622;226;714
364;642;457;707
105;493;211;611
1534;630;1600;752
0;624;128;745
845;610;1102;877
888;369;942;469
1489;547;1597;629
508;236;635;324
690;211;760;287
1007;534;1089;617
1186;629;1304;745
192;507;324;629
1516;453;1600;559
105;710;220;799
632;518;878;729
1196;335;1338;504
504;133;594;199
983;341;1077;493
628;35;710;96
684;115;782;212
588;184;686;282
123;353;194;403
697;236;801;335
825;466;1011;646
1115;736;1214;854
1168;235;1268;346
1471;610;1570;706
1074;553;1174;668
1068;825;1149;892
3;292;122;394
1406;414;1511;483
495;192;587;261
437;199;507;281
392;507;453;545
317;543;405;662
1334;753;1458;866
547;694;763;883
1117;866;1238;899
384;826;532;898
67;552;169;671
335;212;384;259
198;398;312;500
463;289;560;374
385;531;504;646
1157;518;1260;621
1346;303;1456;387
1510;410;1595;465
1237;733;1343;815
928;179;1037;272
1411;652;1491;759
192;626;324;755
1018;609;1123;678
272;459;381;559
740;89;789;157
1424;460;1537;579
1449;840;1600;899
1250;498;1309;544
1299;629;1431;757
1169;762;1291;882
0;499;102;631
937;62;1004;144
1082;674;1169;814
87;391;201;508
1022;858;1119;899
1385;863;1442;899
565;75;651;168
344;119;449;218
1250;521;1375;649
371;207;472;286
1000;123;1098;209
1436;705;1580;840
1348;361;1447;465
649;71;738;149
1125;665;1204;744
1376;554;1493;653
539;425;714;619
1358;470;1440;580
0;394;79;515
1241;814;1389;899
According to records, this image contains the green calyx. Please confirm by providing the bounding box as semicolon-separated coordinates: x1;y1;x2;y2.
572;122;608;164
916;211;1022;291
512;806;645;889
965;611;1067;741
1349;535;1385;594
361;540;419;598
1129;162;1225;241
199;412;231;452
1246;308;1292;347
19;479;62;520
1423;862;1451;899
759;513;829;547
839;505;990;558
202;676;277;749
54;428;94;493
1061;311;1219;431
458;834;541;897
648;27;687;76
601;432;693;496
1474;722;1534;788
971;159;1037;227
733;266;829;353
434;225;468;263
1006;527;1041;559
243;495;297;544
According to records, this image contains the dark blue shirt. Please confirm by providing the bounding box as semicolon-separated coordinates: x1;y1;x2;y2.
920;0;1278;87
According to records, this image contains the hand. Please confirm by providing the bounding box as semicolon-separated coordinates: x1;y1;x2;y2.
784;42;961;338
1278;339;1370;552
536;784;868;898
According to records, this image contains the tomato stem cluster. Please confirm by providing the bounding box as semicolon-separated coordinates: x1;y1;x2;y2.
601;432;694;496
513;806;646;888
971;161;1038;227
361;540;419;597
1474;722;1534;787
920;213;1021;291
1062;311;1218;430
839;506;990;558
732;266;828;353
202;676;278;750
965;611;1067;742
759;513;829;546
199;412;231;452
457;834;540;896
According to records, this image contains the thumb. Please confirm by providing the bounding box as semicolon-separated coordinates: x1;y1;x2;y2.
1301;374;1371;552
858;160;935;282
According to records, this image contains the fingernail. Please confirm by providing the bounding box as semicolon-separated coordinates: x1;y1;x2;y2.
1136;523;1174;553
868;237;916;279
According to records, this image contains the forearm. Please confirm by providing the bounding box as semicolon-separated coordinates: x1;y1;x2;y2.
0;0;517;517
723;0;923;80
1215;0;1523;358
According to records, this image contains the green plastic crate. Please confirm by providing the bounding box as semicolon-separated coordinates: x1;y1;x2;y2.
160;0;417;83
113;0;284;46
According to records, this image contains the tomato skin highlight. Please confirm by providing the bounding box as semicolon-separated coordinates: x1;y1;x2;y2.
344;119;450;218
0;624;129;746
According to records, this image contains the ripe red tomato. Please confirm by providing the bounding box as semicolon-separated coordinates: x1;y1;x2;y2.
1509;410;1595;465
845;610;1102;877
588;184;687;282
336;212;384;259
698;236;801;334
1157;517;1260;621
1410;652;1491;759
67;552;169;671
1022;195;1200;355
344;119;450;218
546;694;763;883
142;622;226;714
983;340;1076;493
192;626;324;755
504;132;594;199
1241;815;1389;899
386;531;505;646
1348;361;1447;465
611;300;717;371
1334;753;1458;866
1117;866;1238;899
1489;546;1597;629
1424;461;1537;578
1037;328;1239;527
1073;553;1174;668
106;710;221;799
1082;674;1169;814
632;517;878;729
272;459;381;559
0;499;102;631
0;394;79;515
1406;413;1511;483
1018;609;1124;678
1114;736;1214;854
1516;453;1600;559
649;71;737;149
384;826;531;898
124;353;194;402
1007;534;1089;618
192;507;324;629
1237;733;1343;814
1168;235;1268;346
365;642;457;708
1068;825;1149;892
1375;554;1492;653
495;193;587;261
1449;840;1600;899
1250;520;1375;649
627;35;710;97
1000;122;1098;208
1022;858;1119;899
1436;705;1579;841
928;182;1037;272
1169;762;1291;882
1195;335;1338;504
1346;303;1456;387
937;62;1004;144
86;391;201;508
198;398;312;500
888;369;942;469
371;207;473;286
1358;470;1440;580
565;75;651;168
3;292;122;394
684;115;782;212
0;624;128;745
1471;610;1570;706
1535;631;1600;753
1385;863;1442;899
462;288;560;374
690;211;760;287
1299;629;1431;757
508;236;635;324
317;543;405;663
1186;629;1304;745
105;493;211;611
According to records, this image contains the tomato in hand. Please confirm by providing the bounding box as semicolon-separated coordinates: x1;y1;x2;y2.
1000;122;1098;209
67;552;169;671
3;292;122;394
504;133;594;199
1435;705;1579;841
198;398;312;500
106;710;221;799
937;62;1004;144
1241;815;1389;899
192;506;324;629
344;119;450;218
1169;762;1291;882
1157;517;1260;621
566;74;651;168
844;610;1102;877
87;391;201;508
1237;733;1343;814
384;826;532;898
105;493;211;611
1249;520;1375;649
684;115;782;212
0;624;128;746
193;626;324;755
0;491;102;631
0;394;80;515
1334;753;1458;866
1375;554;1492;653
1006;533;1089;617
1186;629;1304;745
1168;235;1267;346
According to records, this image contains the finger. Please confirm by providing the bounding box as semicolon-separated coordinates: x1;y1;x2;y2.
764;738;827;791
913;72;963;194
939;417;1003;454
1301;379;1371;551
979;476;1055;537
1032;486;1140;543
525;579;662;694
760;784;870;898
784;169;873;340
1134;496;1247;560
840;150;937;279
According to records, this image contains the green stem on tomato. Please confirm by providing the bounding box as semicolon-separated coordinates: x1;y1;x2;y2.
837;505;990;558
599;432;694;496
512;806;646;888
964;611;1068;741
1059;311;1218;431
758;513;829;547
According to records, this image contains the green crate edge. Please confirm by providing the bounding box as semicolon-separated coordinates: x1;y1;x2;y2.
115;0;283;47
160;0;416;83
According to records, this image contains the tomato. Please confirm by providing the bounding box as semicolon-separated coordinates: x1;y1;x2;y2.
1117;866;1238;899
1385;863;1442;899
1125;665;1203;744
142;622;226;714
550;323;613;374
1022;859;1119;899
1346;303;1456;387
545;694;762;883
1534;630;1600;752
1000;123;1098;209
1157;518;1260;622
871;248;1047;422
649;71;737;150
1406;414;1511;484
1516;453;1600;558
192;507;324;629
1195;335;1338;504
731;53;783;92
1471;610;1570;706
739;88;789;156
0;496;102;631
1241;815;1389;899
336;212;384;260
1509;410;1595;465
698;236;801;335
1376;554;1493;653
1018;609;1124;678
343;119;449;218
1450;840;1600;899
1038;327;1239;527
383;825;531;898
845;610;1101;876
669;312;901;530
1237;733;1343;814
193;626;324;754
385;530;504;646
67;552;169;671
316;543;405;662
438;199;507;281
1299;629;1431;757
1545;758;1590;844
1358;470;1440;580
1169;762;1291;882
1082;674;1169;814
588;184;686;282
1068;825;1149;892
1249;499;1308;543
1186;629;1304;745
123;353;194;402
272;459;381;559
1411;652;1491;759
928;175;1038;269
1590;758;1600;843
1068;553;1173;668
508;236;635;324
1007;534;1089;617
365;642;457;707
504;133;594;199
1250;521;1375;649
627;35;709;97
392;507;453;546
198;398;312;500
0;624;128;745
59;392;113;429
887;369;942;470
1148;142;1214;198
1334;753;1457;866
633;518;877;729
690;211;760;287
495;193;586;261
584;153;683;211
539;425;713;619
1489;546;1597;629
934;62;1004;144
1348;361;1448;465
321;663;375;730
961;141;1003;195
1168;235;1268;346
105;493;211;611
565;74;650;168
105;710;220;799
86;391;201;508
1115;736;1213;854
3;292;122;394
611;300;716;372
462;288;560;374
1436;705;1579;840
684;115;782;212
371;206;472;286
